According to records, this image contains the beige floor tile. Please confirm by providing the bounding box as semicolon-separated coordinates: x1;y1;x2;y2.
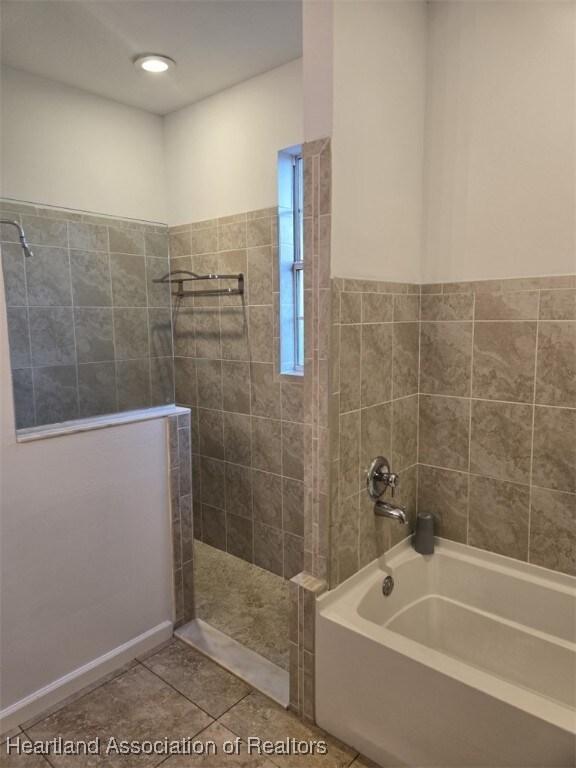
219;691;357;768
142;640;250;718
0;745;51;767
349;755;383;768
163;722;277;767
25;665;213;767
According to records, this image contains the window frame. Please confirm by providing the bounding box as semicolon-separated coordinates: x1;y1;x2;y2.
278;145;304;377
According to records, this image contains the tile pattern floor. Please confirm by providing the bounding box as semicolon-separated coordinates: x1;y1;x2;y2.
194;542;290;671
0;639;378;767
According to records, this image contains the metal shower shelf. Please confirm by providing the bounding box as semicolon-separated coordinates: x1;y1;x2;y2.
153;269;244;298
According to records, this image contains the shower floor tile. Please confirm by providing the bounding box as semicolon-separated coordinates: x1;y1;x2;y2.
194;541;290;671
1;639;372;767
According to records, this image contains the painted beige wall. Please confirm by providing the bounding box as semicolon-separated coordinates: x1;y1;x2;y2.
303;0;333;142
0;67;167;222
0;259;173;727
164;58;303;225
422;1;576;282
331;1;428;283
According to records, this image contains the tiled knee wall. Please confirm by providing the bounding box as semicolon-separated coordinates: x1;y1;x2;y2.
168;209;305;580
1;199;173;429
167;409;195;628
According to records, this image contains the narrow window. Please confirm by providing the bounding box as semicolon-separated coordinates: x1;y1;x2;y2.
278;146;304;375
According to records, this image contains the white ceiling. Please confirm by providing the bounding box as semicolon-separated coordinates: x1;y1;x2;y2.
0;0;302;115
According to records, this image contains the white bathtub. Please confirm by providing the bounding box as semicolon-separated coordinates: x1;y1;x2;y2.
316;538;576;768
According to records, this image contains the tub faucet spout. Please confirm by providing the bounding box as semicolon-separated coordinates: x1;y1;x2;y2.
374;500;408;524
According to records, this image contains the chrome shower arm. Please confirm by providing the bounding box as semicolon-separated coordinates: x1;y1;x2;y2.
0;219;33;257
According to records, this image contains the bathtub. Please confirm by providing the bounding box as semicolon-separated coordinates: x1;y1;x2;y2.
316;538;576;768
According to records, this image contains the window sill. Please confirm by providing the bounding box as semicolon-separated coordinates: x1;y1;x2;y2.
280;370;304;381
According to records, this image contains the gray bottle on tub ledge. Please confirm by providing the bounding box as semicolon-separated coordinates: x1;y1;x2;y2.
412;511;435;555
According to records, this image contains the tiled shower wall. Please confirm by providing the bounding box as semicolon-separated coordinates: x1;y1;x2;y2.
328;275;576;583
330;277;421;586
417;277;576;577
169;209;305;580
1;199;173;429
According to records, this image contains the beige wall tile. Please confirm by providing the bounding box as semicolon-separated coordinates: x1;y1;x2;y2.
468;475;529;561
191;226;217;255
339;410;361;499
222;360;250;414
472;321;537;402
247;305;273;363
220;306;249;361
252;469;282;529
333;493;360;585
474;291;539;320
247;246;273;305
198;407;224;460
417;465;468;543
420;322;473;396
391;395;418;472
281;380;305;424
250;362;281;419
361;323;393;407
195;358;222;410
341;292;362;324
169;231;192;259
282;421;304;481
443;280;503;294
224;463;252;519
218;221;247;251
223;412;252;467
535;321;576;408
360;402;392;476
247;217;272;248
419;395;470;471
194;307;222;359
362;292;393;323
339;324;361;412
529;487;575;575
393;294;420;321
470;400;533;484
539;289;576;320
503;275;573;291
532;406;576;493
251;417;282;475
421;293;474;321
393;322;419;398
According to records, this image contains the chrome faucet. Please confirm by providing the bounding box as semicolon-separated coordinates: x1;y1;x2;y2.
366;456;408;524
374;500;407;524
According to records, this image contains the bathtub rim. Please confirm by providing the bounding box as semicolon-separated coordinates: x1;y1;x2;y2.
316;537;576;736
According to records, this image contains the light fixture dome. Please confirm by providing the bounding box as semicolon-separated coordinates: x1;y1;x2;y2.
134;54;176;73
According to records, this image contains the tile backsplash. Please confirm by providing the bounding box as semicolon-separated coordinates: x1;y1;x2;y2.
169;208;305;581
1;199;173;429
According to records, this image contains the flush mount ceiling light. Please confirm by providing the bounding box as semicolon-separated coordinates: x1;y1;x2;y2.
134;54;176;73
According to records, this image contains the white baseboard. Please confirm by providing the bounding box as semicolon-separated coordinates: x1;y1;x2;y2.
0;621;173;733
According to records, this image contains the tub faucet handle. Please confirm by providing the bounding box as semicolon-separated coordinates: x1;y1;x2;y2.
367;456;401;499
387;473;400;498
